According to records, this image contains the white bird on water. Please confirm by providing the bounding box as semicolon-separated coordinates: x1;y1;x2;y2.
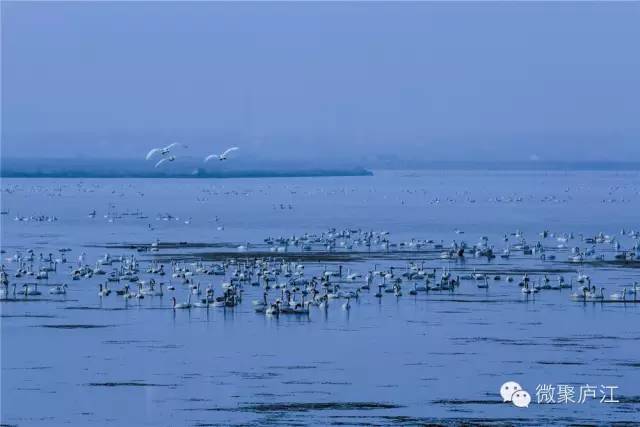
155;156;176;168
204;147;239;162
146;143;185;160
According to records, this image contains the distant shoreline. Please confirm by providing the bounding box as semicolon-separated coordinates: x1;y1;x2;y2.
374;161;640;171
0;169;374;179
2;159;640;178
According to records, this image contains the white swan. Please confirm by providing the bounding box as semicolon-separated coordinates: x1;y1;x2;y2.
146;143;184;160
586;287;605;301
266;301;280;315
49;284;68;294
22;284;42;296
477;277;489;289
193;289;213;308
155;156;176;168
204;147;239;162
172;294;191;309
98;283;111;297
609;288;626;301
318;296;329;309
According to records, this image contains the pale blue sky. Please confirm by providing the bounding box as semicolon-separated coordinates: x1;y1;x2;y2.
2;2;639;163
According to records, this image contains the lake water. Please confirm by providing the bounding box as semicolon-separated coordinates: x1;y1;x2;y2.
1;170;639;426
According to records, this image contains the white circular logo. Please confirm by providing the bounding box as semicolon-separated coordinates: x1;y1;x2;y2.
500;381;522;402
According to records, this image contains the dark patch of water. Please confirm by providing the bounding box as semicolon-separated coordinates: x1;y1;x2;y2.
38;324;113;329
86;381;177;387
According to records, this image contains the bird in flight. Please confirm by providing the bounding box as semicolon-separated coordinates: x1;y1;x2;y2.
155;156;176;168
146;143;186;160
204;147;239;162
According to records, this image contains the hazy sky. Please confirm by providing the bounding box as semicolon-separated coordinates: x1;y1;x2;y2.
2;2;639;163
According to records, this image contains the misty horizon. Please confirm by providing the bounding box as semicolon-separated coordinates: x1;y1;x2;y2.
2;2;639;163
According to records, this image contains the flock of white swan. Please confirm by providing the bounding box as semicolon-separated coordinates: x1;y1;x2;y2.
145;143;239;168
2;227;640;313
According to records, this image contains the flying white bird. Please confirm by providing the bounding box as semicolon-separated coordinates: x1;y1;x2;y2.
204;147;239;162
146;143;185;160
155;156;176;168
